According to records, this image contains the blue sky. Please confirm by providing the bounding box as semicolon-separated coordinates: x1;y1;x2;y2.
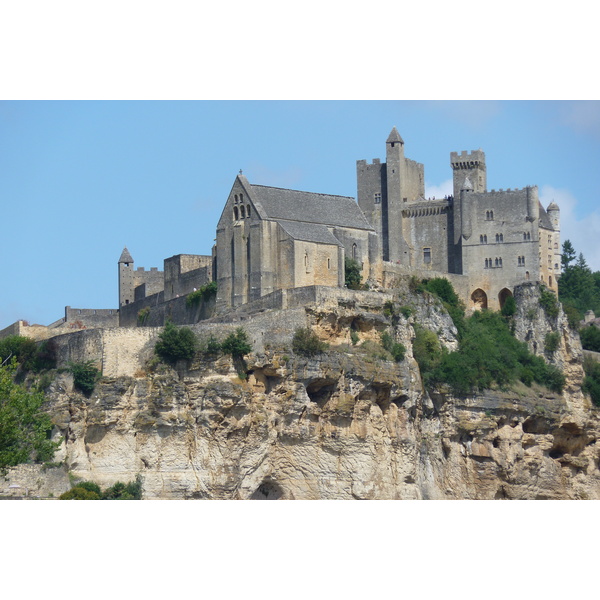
1;100;599;327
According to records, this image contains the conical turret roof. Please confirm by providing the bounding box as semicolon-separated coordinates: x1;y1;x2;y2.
119;247;134;263
386;127;404;144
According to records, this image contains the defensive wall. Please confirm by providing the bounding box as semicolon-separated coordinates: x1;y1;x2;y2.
119;289;216;327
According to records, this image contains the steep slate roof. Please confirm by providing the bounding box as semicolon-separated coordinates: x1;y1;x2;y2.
538;202;554;230
277;220;343;246
250;184;374;231
119;247;134;263
386;126;404;144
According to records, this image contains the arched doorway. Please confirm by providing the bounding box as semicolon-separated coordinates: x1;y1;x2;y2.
471;288;488;310
498;288;513;310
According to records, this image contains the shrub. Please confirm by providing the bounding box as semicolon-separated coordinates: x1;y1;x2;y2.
154;321;197;364
137;307;150;325
544;332;560;354
292;327;328;356
0;360;59;470
413;327;443;382
501;296;517;317
580;325;600;352
539;287;560;319
221;328;252;358
68;360;100;396
399;306;413;319
0;335;37;370
350;330;359;346
59;487;101;500
60;476;142;500
582;356;600;407
390;342;406;362
344;258;363;290
186;281;217;308
204;335;222;356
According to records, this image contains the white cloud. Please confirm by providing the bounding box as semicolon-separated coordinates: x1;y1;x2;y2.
425;179;453;200
540;185;600;270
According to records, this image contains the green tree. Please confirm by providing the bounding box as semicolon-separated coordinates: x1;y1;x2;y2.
0;360;59;470
68;360;100;396
154;321;197;364
344;257;362;290
561;239;576;270
292;327;328;356
221;328;252;358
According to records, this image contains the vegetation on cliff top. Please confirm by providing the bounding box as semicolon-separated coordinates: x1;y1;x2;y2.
415;278;565;395
0;359;59;471
60;475;142;500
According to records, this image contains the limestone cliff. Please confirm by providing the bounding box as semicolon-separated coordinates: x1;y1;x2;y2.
5;283;600;499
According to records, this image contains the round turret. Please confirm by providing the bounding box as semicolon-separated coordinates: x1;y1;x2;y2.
547;201;560;231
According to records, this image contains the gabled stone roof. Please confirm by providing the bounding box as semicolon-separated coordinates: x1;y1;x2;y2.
250;184;374;231
277;220;343;246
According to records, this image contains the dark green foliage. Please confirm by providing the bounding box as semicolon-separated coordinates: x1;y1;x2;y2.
580;325;600;352
350;330;359;346
539;287;560;319
421;277;460;307
420;278;466;338
582;356;600;407
0;360;59;470
412;327;444;384
379;331;406;362
102;476;143;500
60;476;142;500
562;303;582;330
154;321;197;364
221;328;252;358
558;240;600;322
75;480;102;495
186;281;218;308
544;332;560;354
0;336;57;373
399;306;413;319
344;258;363;290
292;327;328;356
205;335;222;355
415;311;565;395
501;296;517;317
68;360;100;396
0;335;37;370
59;487;100;500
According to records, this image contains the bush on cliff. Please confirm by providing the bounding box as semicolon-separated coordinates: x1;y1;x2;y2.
59;476;142;500
415;310;565;395
220;328;252;359
292;327;328;356
68;360;100;396
154;321;197;365
0;359;59;471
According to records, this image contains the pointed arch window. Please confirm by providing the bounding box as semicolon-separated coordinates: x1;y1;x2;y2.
352;243;357;260
240;205;245;218
246;205;251;218
233;206;239;220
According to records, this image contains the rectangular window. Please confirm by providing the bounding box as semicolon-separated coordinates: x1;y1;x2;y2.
423;248;431;264
374;193;381;204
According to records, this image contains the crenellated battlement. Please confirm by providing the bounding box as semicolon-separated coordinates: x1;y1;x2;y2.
357;158;382;167
450;149;486;170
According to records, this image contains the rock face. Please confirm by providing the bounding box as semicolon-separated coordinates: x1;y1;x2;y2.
12;283;600;500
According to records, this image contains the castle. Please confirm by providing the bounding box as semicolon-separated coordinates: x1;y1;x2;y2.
0;128;561;339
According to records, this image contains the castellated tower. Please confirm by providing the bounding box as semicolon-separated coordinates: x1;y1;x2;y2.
451;149;486;198
357;127;424;263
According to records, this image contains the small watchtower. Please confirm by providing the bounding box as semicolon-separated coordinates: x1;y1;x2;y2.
118;247;135;306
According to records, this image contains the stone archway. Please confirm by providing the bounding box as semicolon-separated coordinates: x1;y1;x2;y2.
498;287;513;309
471;288;488;310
